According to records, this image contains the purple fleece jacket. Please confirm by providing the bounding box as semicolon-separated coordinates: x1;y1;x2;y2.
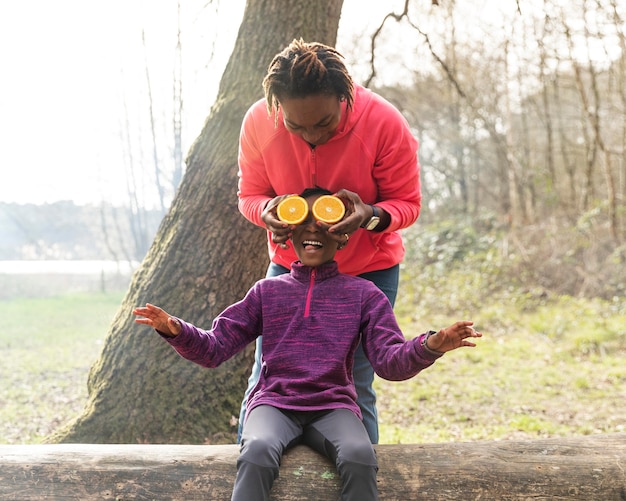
164;261;442;421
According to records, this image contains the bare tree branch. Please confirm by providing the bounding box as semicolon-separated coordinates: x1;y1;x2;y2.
141;28;167;215
365;0;409;87
365;0;466;99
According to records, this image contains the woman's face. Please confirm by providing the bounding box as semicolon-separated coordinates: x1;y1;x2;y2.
279;94;342;146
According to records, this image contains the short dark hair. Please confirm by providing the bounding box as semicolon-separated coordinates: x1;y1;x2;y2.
299;186;332;199
263;39;354;118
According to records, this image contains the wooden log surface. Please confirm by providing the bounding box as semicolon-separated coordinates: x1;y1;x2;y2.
1;433;625;500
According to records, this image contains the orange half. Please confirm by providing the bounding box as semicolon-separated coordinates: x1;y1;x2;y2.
277;195;308;224
312;195;346;224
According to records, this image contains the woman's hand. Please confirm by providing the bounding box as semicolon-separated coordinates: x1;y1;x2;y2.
322;189;369;236
425;321;482;353
133;303;181;337
262;195;297;249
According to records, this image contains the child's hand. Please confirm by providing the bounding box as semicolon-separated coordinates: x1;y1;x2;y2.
133;303;181;337
425;321;481;353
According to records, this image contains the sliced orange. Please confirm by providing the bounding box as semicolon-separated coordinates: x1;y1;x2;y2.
312;195;346;224
276;195;308;224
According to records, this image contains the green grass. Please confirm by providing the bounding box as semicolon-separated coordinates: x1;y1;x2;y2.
376;292;626;444
0;291;125;444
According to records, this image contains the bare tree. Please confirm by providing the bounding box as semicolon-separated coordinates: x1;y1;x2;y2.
356;0;624;299
119;84;150;259
172;0;184;191
611;0;626;242
142;29;168;215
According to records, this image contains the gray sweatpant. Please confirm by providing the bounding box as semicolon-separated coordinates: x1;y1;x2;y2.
232;405;378;500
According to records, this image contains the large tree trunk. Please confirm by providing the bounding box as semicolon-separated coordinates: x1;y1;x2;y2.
51;0;344;444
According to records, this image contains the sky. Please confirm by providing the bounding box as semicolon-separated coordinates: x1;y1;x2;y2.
0;0;245;206
0;0;411;207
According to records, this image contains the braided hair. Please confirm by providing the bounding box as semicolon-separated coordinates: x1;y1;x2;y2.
262;39;355;118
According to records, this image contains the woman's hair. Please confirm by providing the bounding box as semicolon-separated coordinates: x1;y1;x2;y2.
263;39;354;117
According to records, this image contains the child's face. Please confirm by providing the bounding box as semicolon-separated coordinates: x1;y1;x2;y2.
290;194;340;267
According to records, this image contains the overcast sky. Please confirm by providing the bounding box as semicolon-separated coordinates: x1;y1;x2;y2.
0;0;243;206
0;0;417;207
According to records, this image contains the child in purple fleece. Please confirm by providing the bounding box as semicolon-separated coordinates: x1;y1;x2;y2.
133;187;482;501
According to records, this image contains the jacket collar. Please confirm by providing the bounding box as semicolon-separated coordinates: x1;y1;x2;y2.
290;260;339;283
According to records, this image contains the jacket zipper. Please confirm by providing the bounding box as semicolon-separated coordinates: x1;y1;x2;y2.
304;268;316;318
310;146;317;186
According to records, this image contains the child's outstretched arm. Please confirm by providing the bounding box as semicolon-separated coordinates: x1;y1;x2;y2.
424;321;482;353
133;303;182;337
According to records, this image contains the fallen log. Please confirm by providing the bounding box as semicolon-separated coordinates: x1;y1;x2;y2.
1;433;625;500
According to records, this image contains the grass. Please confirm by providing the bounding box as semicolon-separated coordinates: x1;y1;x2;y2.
0;276;624;445
376;284;626;444
0;290;125;444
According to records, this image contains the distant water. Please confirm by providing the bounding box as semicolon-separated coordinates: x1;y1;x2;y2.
0;260;139;275
0;260;139;299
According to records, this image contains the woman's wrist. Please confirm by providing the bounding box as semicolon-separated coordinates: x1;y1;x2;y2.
371;206;391;232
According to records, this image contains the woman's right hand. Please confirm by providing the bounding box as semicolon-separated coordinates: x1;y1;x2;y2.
331;189;370;235
262;195;296;249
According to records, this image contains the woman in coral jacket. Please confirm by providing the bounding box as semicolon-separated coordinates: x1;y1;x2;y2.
236;39;421;444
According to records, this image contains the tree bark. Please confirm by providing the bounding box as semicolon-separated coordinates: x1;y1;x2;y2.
51;0;344;444
2;434;625;500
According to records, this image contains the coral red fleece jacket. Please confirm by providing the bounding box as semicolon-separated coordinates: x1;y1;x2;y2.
163;261;442;421
237;84;421;275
